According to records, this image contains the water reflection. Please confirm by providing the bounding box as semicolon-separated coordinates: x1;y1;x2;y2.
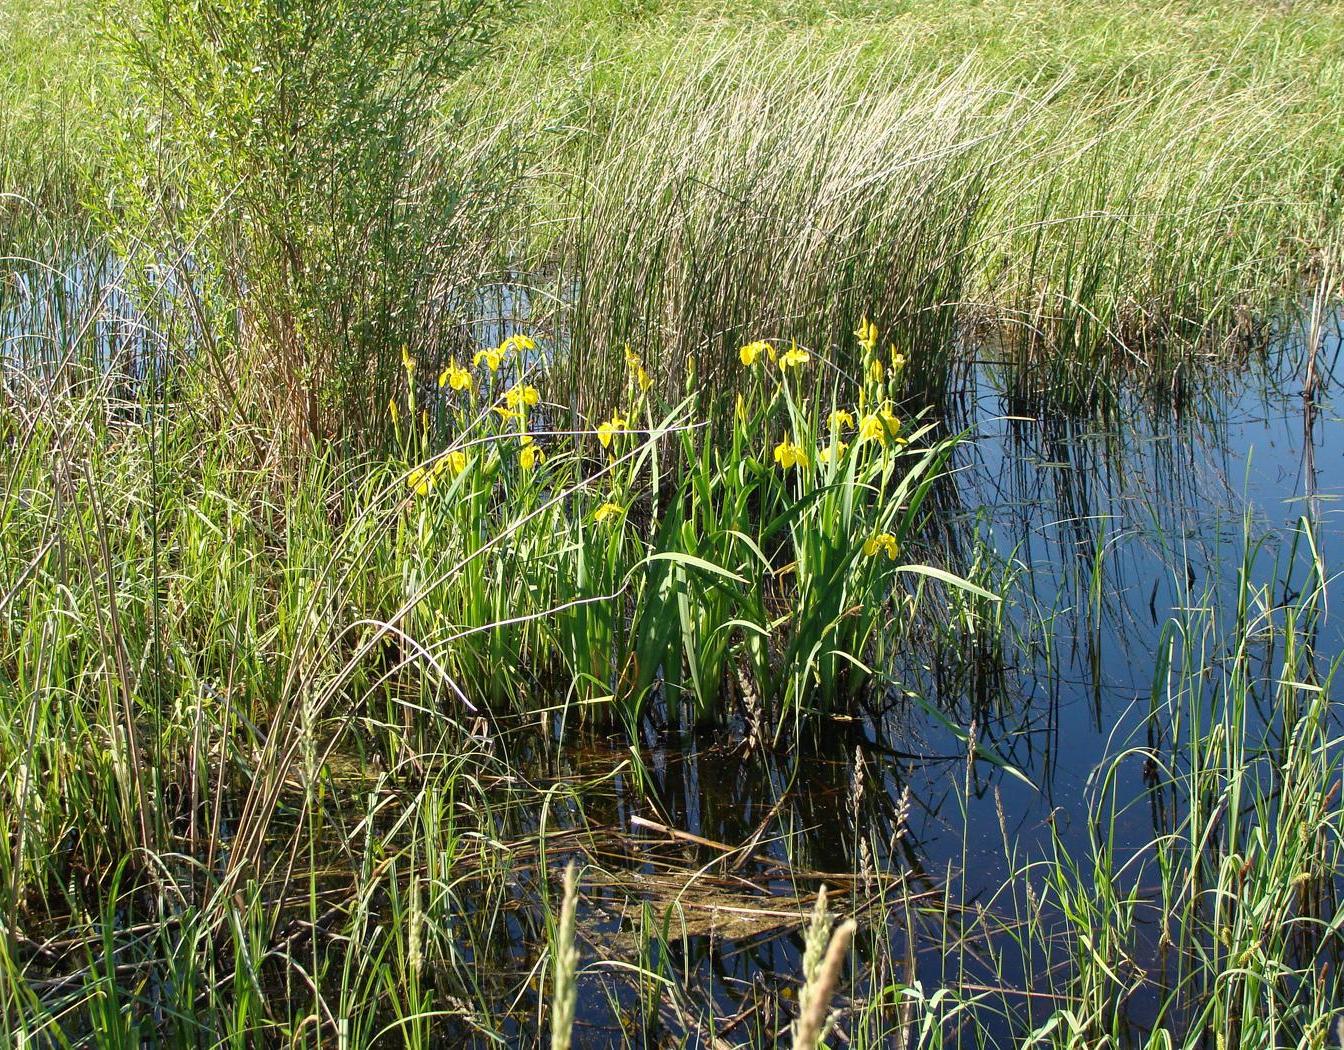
521;307;1344;1044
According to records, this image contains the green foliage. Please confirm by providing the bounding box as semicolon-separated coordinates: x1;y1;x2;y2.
98;0;508;441
527;36;1339;412
0;276;991;1041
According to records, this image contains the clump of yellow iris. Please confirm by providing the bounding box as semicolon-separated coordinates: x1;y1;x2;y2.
862;532;900;560
438;361;472;392
773;437;808;470
597;412;629;449
592;501;624;523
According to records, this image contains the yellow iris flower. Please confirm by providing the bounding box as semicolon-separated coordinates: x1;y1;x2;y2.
778;344;810;370
856;317;878;355
773;437;808;470
818;440;849;464
519;436;545;470
504;384;541;410
593;501;624;523
401;344;416;375
500;333;537;355
858;404;904;445
868;358;885;383
407;465;431;496
407;450;468;495
438;361;473;391
474;346;505;371
597;412;629;449
862;532;900;560
828;409;855;430
739;340;774;367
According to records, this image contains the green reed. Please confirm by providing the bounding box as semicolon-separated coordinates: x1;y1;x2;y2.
0;234;995;1038
508;35;1339;412
859;518;1344;1049
4;295;1343;1043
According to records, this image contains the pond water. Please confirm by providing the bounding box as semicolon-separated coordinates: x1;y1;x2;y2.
500;310;1344;1046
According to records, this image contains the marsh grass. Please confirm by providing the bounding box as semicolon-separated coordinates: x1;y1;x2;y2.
546;49;997;410
512;37;1340;412
882;520;1344;1049
4;236;1342;1046
3;371;1343;1046
0;252;995;1040
5;0;1341;421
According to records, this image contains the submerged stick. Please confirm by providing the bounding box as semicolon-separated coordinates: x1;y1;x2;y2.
629;813;740;854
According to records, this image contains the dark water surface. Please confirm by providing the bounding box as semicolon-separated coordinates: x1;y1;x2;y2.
523;312;1344;1046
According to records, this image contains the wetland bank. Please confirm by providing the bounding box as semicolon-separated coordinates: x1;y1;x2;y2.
3;0;1344;1046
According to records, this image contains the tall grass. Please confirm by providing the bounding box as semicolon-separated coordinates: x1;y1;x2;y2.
0;0;114;252
515;38;1340;410
873;520;1344;1049
546;49;1002;409
8;252;1339;1044
7;2;1340;417
0;239;990;1035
